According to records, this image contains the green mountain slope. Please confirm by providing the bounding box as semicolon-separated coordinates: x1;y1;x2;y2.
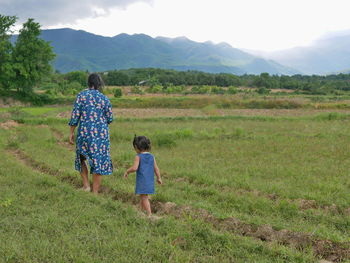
30;28;297;74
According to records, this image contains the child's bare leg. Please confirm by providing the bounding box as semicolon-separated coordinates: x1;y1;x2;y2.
92;174;102;194
80;159;90;189
140;194;151;216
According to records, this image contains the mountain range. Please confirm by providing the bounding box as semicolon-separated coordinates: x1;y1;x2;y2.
12;28;350;75
247;30;350;75
13;28;297;75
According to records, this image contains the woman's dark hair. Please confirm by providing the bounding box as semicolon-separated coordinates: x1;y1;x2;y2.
133;135;151;151
88;73;104;91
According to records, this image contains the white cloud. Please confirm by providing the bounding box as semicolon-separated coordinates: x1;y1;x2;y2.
2;0;350;51
0;0;153;25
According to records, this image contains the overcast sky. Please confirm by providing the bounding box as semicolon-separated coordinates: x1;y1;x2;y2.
2;0;350;51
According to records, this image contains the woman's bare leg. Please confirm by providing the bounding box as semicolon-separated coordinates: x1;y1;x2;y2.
80;160;90;190
92;174;102;194
140;194;151;216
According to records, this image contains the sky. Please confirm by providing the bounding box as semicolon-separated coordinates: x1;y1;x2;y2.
1;0;350;51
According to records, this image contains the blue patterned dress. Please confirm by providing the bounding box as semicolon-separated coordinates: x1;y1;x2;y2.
69;89;113;175
135;153;155;194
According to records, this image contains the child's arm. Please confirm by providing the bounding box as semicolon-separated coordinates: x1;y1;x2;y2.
124;155;140;178
154;158;162;184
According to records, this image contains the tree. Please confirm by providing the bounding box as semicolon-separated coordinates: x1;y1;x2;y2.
64;71;88;87
0;15;17;90
105;71;130;86
12;18;55;93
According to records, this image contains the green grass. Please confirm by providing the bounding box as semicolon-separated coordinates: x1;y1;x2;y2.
2;102;350;262
0;128;316;263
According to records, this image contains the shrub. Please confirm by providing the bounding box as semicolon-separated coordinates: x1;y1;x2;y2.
114;88;122;98
131;86;144;94
227;86;238;94
41;83;60;91
257;87;270;94
211;86;225;94
191;85;211;94
148;85;163;93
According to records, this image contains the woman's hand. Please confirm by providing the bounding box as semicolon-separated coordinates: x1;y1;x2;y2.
69;126;76;145
69;133;75;145
123;171;128;178
157;178;163;185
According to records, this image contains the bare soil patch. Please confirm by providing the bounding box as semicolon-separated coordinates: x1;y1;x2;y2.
0;120;20;130
115;108;350;118
56;108;350;119
0;98;28;107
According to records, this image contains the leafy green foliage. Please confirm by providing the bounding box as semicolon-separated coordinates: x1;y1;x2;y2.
100;68;350;95
114;88;122;98
64;71;88;87
131;86;144;94
12;18;55;93
0;15;17;90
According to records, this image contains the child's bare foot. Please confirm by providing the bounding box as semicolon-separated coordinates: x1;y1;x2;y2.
80;186;91;192
148;214;162;221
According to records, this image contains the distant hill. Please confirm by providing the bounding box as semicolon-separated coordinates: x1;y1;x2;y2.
248;31;350;75
12;28;297;74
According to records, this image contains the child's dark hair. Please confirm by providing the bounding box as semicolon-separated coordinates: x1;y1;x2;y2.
133;135;151;151
88;73;104;91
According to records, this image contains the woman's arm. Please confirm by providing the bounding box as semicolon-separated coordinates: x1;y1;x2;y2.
124;155;140;178
104;99;113;125
68;94;82;144
154;158;162;184
68;94;82;127
69;125;76;145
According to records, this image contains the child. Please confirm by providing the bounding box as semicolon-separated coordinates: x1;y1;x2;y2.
124;135;162;217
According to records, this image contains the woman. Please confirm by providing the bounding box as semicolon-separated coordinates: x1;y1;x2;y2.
68;73;113;194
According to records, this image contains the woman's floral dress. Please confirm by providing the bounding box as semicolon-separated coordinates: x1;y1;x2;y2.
69;89;113;175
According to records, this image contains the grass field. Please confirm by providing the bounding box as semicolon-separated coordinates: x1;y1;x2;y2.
1;103;350;263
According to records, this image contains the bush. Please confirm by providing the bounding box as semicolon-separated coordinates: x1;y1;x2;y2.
257;87;270;94
211;86;225;94
148;85;163;93
131;86;144;94
41;83;60;91
164;85;185;94
191;86;210;94
227;86;238;94
114;88;122;98
66;81;84;95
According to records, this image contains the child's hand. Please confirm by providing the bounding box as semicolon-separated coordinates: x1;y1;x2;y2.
123;171;128;178
157;178;162;185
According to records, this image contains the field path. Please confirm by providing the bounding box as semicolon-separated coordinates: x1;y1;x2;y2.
49;125;350;216
6;125;350;263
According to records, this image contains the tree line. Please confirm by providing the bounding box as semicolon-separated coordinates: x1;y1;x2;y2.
102;69;350;95
2;14;350;99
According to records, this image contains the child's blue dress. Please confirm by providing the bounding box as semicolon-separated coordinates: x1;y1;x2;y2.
135;153;155;194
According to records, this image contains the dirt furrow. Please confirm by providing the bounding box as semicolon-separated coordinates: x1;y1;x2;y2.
169;173;349;215
50;125;349;215
19;121;350;217
7;147;350;262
